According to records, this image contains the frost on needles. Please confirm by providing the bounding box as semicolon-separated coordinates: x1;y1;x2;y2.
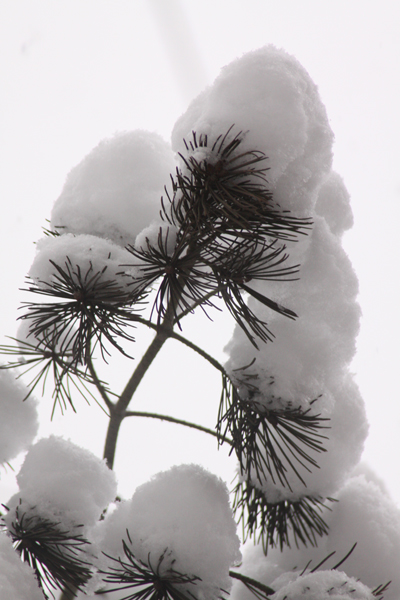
1;45;399;600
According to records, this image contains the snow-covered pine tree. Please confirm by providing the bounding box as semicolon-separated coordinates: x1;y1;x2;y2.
1;46;399;600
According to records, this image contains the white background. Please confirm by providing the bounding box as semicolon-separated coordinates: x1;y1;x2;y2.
0;0;399;507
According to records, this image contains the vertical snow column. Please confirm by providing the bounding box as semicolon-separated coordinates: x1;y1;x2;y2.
172;45;368;504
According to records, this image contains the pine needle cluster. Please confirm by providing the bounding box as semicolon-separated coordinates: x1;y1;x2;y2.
0;256;142;413
0;334;99;415
232;479;334;553
216;364;331;553
2;502;93;598
218;373;329;489
98;532;203;600
21;257;142;365
163;127;310;241
127;127;310;342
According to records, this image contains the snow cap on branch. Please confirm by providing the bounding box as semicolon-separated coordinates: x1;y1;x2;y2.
179;46;368;507
314;470;400;599
51;130;176;247
172;45;334;218
29;233;136;290
98;464;241;600
135;220;179;256
0;369;38;464
226;217;361;407
5;436;117;532
271;569;375;600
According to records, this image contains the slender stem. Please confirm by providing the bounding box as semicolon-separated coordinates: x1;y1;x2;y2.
103;412;125;469
116;328;170;412
167;329;227;374
83;324;114;413
103;307;235;468
86;351;114;413
229;571;275;597
102;233;238;465
103;326;171;468
124;410;233;445
102;252;227;470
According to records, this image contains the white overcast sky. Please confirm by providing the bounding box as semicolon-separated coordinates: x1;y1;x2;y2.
0;0;399;506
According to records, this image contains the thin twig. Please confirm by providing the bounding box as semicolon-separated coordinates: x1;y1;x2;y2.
123;410;233;444
102;300;234;468
102;261;191;469
103;327;170;468
173;286;224;322
85;345;114;414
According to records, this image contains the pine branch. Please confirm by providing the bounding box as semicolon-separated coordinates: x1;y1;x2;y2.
102;271;183;468
217;373;329;489
20;257;144;369
98;124;314;470
84;335;115;413
26;127;319;600
232;478;335;553
97;532;202;600
2;502;93;599
102;248;230;468
132;317;227;375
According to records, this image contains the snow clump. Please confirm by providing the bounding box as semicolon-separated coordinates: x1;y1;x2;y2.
28;233;137;291
51;130;177;247
4;436;117;534
97;464;241;600
0;369;38;465
271;569;375;600
172;45;334;218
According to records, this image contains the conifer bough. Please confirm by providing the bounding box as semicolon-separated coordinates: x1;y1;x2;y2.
1;45;396;600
